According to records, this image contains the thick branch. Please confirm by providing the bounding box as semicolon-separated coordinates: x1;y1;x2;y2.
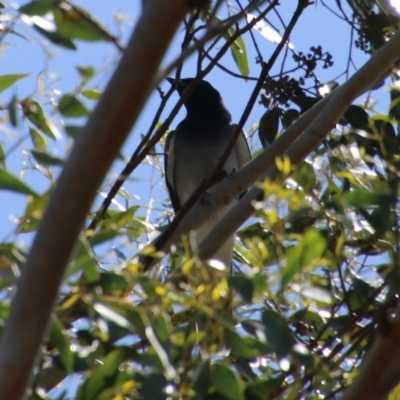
341;320;400;400
198;29;400;260
0;1;188;399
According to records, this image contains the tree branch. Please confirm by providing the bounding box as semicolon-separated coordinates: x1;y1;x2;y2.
0;1;188;399
341;317;400;400
198;28;400;260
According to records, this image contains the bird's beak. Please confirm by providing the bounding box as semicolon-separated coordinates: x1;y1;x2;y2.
166;77;187;95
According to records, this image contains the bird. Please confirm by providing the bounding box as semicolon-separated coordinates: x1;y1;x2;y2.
164;77;251;270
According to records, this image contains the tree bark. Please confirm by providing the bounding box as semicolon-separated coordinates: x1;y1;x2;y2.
0;2;188;399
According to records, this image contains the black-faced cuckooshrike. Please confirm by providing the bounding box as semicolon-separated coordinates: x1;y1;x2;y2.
164;78;251;269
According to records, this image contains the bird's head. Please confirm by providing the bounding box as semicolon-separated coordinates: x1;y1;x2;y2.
167;77;231;125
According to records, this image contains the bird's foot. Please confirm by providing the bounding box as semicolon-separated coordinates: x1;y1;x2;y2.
199;191;212;206
227;167;238;178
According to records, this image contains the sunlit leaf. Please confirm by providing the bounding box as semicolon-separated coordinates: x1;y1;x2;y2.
0;168;38;196
32;19;77;50
22;99;57;139
77;65;95;80
281;229;327;288
54;2;117;43
301;286;333;305
19;0;55;16
292;161;316;191
81;89;101;100
223;28;249;77
29;128;47;151
59;94;89;117
0;74;28;94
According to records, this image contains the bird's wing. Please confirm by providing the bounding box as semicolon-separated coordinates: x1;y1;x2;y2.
231;124;251;168
164;130;181;213
230;124;251;200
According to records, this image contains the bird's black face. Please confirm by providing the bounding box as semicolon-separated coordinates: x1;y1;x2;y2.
167;77;230;125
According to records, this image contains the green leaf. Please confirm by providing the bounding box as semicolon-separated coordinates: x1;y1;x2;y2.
0;74;28;94
193;360;212;400
32;21;77;50
54;3;115;42
68;239;99;282
9;94;18;127
301;286;333;305
292;161;316;191
211;363;244;400
64;125;82;139
81;89;101;100
134;372;167;400
93;303;134;331
77;349;122;400
342;190;395;208
224;328;271;358
364;206;392;236
343;105;370;130
291;309;325;332
59;94;89;117
29;128;47;151
390;88;400;120
94;272;130;295
95;301;144;335
224;29;249;77
49;318;73;373
301;228;327;265
245;378;282;400
229;275;253;302
31;149;64;166
0;144;5;169
281;243;302;288
284;207;318;234
262;310;295;358
18;192;49;233
282;108;300;129
77;65;95;80
22;99;57;139
281;228;327;288
0;168;38;196
19;0;55;16
258;108;280;148
352;276;373;305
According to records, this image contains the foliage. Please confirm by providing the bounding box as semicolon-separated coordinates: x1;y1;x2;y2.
1;0;400;399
